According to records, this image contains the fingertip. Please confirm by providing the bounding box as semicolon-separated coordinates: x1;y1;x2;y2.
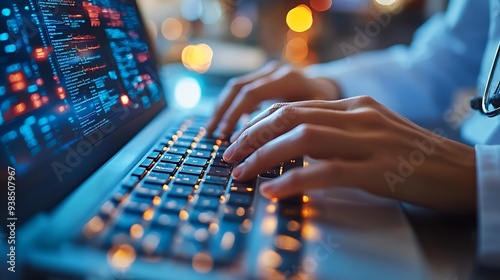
260;182;275;198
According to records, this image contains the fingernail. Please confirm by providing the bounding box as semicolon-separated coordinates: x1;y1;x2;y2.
230;134;237;143
230;129;242;143
223;145;234;161
232;164;243;178
260;183;274;196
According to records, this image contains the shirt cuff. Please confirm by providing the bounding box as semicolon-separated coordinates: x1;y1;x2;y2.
476;145;500;268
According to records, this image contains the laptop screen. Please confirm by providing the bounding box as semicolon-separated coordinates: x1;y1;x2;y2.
0;0;166;223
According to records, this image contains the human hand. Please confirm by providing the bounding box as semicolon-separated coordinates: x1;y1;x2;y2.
206;61;341;138
222;96;477;214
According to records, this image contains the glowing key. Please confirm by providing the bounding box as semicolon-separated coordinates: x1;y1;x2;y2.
120;94;130;106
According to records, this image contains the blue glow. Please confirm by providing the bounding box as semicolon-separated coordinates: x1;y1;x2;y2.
0;33;8;41
2;8;11;17
2;131;18;142
5;44;16;53
27;84;38;93
0;86;5;96
181;0;202;21
174;77;201;109
200;1;222;24
26;116;36;125
38;117;48;126
41;125;51;134
0;113;3;125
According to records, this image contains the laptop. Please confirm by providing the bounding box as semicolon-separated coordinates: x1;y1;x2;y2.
0;1;428;279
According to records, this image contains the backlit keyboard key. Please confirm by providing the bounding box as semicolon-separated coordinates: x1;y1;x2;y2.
174;174;199;186
190;150;211;159
153;162;177;174
161;153;183;164
179;165;203;176
184;157;207;167
207;166;231;177
145;172;170;185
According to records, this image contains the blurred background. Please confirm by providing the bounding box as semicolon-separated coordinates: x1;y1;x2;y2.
136;0;449;109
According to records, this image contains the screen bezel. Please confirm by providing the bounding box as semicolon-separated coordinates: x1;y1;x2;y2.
0;0;167;225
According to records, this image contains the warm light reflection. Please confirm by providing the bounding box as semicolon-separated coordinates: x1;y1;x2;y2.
152;196;161;206
285;37;309;63
310;0;332;12
230;16;253;38
161;18;183;41
286;5;313;33
302;195;309;203
287;220;301;232
236;207;245;216
258;249;282;268
83;216;104;237
274;234;302;252
143;208;154;221
239;218;252;234
130;224;144;239
208;222;219;234
14;103;26;114
301;222;320;241
261;216;277;235
179;209;189;220
120;94;130;106
181;44;213;73
107;244;136;271
266;204;276;214
192;252;214;273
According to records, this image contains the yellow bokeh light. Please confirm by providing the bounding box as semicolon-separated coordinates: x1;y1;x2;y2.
230;16;253;39
181;44;214;73
107;244;136;271
161;18;183;41
286;5;313;33
310;0;332;12
285;37;309;63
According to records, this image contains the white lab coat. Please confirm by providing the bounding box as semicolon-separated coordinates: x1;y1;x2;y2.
306;0;500;268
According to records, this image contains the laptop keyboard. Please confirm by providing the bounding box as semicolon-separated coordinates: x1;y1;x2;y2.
81;116;303;265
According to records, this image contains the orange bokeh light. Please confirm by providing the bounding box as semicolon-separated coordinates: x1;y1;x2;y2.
120;94;130;105
285;37;309;63
57;87;66;99
14;103;26;114
34;47;51;61
8;72;24;83
58;105;66;113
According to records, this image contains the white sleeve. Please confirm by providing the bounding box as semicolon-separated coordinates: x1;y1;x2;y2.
305;0;489;123
476;145;500;268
